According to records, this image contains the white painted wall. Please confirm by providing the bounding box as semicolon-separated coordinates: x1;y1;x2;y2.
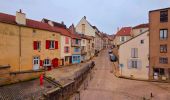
119;31;149;80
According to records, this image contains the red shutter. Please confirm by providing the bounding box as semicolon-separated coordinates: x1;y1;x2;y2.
33;41;37;50
64;47;66;53
40;60;43;66
55;41;58;49
46;40;50;49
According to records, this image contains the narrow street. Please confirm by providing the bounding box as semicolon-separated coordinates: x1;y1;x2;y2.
79;49;170;100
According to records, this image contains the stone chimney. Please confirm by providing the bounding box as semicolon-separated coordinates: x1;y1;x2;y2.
16;9;26;25
117;27;120;31
84;16;86;19
61;21;64;25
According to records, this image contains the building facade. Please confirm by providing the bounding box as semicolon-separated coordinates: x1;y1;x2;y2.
69;24;82;64
76;16;96;57
119;30;149;80
114;27;132;47
42;19;72;66
149;8;170;80
0;11;61;72
132;23;149;37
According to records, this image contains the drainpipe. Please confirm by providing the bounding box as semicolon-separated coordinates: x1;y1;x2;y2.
19;26;21;72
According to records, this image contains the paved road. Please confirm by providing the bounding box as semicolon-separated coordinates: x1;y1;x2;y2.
79;49;170;100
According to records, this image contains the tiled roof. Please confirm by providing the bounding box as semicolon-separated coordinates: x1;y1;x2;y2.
116;27;132;36
0;13;72;37
133;23;149;29
41;18;72;37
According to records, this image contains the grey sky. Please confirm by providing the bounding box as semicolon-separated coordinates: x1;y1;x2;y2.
0;0;170;34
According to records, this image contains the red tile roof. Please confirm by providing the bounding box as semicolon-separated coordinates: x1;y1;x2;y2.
116;27;132;36
0;12;72;37
133;23;149;29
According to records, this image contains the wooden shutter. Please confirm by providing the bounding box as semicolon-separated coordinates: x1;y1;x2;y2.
137;60;142;70
33;41;37;50
46;40;50;49
135;48;138;58
128;60;132;69
55;41;58;49
40;60;43;67
131;48;134;58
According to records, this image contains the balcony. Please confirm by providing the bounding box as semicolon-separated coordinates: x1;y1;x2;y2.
71;39;81;47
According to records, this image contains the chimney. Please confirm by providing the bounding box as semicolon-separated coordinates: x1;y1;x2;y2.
84;16;86;19
16;9;26;25
117;27;119;32
61;21;64;25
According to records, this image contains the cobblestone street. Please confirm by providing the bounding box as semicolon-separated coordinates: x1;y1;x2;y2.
78;49;170;100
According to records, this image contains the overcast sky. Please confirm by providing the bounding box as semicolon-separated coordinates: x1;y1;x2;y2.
0;0;170;34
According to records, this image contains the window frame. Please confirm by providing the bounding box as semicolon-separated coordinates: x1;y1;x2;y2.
160;10;168;22
49;40;55;49
44;59;51;66
159;57;168;64
160;29;168;40
160;44;167;53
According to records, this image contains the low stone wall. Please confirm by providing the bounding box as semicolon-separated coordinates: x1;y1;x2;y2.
0;68;44;86
43;62;95;100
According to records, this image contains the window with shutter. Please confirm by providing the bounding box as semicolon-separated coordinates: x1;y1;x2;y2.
131;48;138;58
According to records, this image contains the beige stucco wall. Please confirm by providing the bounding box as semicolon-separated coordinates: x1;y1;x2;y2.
75;17;95;37
115;36;132;46
132;28;148;37
0;22;61;72
119;31;149;80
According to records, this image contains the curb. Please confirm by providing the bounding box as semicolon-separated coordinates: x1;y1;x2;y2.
113;73;170;83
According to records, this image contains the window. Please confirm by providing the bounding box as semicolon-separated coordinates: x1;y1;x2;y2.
159;57;168;64
132;60;138;68
131;48;138;58
73;56;80;61
160;10;168;22
75;39;79;44
65;37;69;44
141;40;144;44
74;48;79;52
128;60;141;69
82;24;85;33
120;36;126;42
46;40;58;49
160;29;168;40
160;45;167;53
44;59;51;66
154;68;165;75
64;46;69;53
33;41;41;50
50;41;55;49
83;40;85;44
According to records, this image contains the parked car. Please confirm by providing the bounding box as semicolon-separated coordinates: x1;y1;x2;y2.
109;54;117;62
